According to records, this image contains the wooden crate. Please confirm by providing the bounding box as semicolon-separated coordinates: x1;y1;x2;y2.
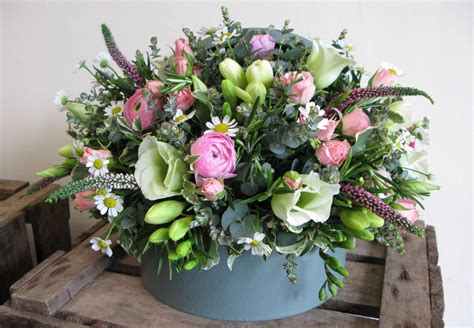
0;179;71;304
0;221;444;327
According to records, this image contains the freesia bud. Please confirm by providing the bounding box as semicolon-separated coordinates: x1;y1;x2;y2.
66;102;90;122
176;240;192;257
148;228;170;244
245;81;267;106
221;79;238;109
144;200;186;225
246;60;274;89
58;144;74;159
184;258;199;270
169;216;193;241
168;251;182;261
192;75;208;93
219;58;247;88
340;208;371;231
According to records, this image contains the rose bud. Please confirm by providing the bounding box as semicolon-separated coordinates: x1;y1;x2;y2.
316;140;351;167
201;178;225;201
341;108;371;136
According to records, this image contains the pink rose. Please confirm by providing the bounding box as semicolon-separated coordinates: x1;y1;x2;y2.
395;199;419;224
201;178;225;201
176;88;195;111
123;89;157;130
74;190;95;212
175;56;188;76
175;38;193;57
372;68;395;87
280;71;316;105
249;34;276;58
316;140;350;167
190;132;237;186
341;108;371;137
145;80;164;96
81;148;111;164
317;120;339;141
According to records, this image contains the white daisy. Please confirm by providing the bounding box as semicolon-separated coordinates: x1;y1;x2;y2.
298;102;329;129
72;140;85;159
94;192;124;218
90;237;113;257
54;89;69;111
213;25;239;45
237;232;272;257
337;39;355;53
93;51;113;76
104;101;124;117
205;115;239;137
172;109;195;125
381;62;403;76
393;129;416;153
85;151;110;176
73;58;86;74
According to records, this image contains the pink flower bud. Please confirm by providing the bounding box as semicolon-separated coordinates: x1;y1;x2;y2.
316;140;350;167
341;108;370;137
176;88;195;111
201;178;225;201
280;71;316;105
74;190;95;212
175;56;188;76
175;38;193;57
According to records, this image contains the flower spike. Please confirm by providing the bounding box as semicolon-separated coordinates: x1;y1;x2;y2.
101;24;145;86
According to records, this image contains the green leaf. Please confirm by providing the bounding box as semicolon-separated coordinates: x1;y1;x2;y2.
351;127;375;156
202;240;220;270
387;110;405;123
221;200;248;230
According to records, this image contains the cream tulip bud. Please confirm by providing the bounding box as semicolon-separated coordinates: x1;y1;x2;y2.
58;144;74;159
245;81;267;106
219;58;247;88
245;60;273;89
144;200;186;225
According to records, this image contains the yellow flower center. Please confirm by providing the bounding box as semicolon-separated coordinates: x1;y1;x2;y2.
220;32;232;41
97;188;108;196
98;239;108;250
93;159;103;169
250;240;260;247
103;197;116;208
176;115;187;122
75;148;84;156
214;123;229;133
111;106;122;115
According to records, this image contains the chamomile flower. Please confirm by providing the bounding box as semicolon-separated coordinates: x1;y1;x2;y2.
85;151;110;176
90;237;113;257
213;25;239;45
93;51;113;76
337;39;355;53
73;58;86;74
237;232;272;257
172;109;195;125
104;101;124;117
381;62;403;76
298;102;329;130
54;89;69;111
393;129;416;153
72;140;85;159
205;115;239;137
94;192;124;218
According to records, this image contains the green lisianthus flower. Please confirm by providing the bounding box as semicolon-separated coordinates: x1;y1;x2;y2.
134;136;187;200
271;171;340;228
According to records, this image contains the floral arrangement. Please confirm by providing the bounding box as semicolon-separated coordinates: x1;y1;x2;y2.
37;8;438;300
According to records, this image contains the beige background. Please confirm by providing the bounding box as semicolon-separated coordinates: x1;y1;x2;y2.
1;1;472;326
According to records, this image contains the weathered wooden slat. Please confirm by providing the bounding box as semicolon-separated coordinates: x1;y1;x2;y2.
425;225;439;266
58;271;378;327
107;254;141;276
11;225;118;315
0;305;86;327
0;209;33;303
0;180;29;201
10;250;66;294
347;240;386;264
429;264;444;328
72;220;107;248
2;183;59;213
379;220;431;327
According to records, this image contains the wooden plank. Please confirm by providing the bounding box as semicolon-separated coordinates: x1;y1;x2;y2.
0;305;86;327
0;180;29;201
2;183;59;213
347;240;386;264
72;220;107;248
10;250;66;294
108;254;141;277
11;225;119;315
379;221;431;327
429;264;444;327
58;271;378;327
0;209;33;303
425;225;439;265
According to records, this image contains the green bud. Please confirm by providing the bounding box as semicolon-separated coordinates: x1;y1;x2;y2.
66;102;89;123
234;86;252;104
221;80;238;109
325;256;343;270
192;75;208;93
168;251;182;261
222;102;232;119
58;144;74;159
169;216;193;241
366;210;385;228
327;271;344;289
340;208;371;230
37;165;71;178
400;180;440;194
219;58;246;88
328;282;338;297
176;240;192;257
184;258;199;270
144;201;186;225
148;228;170;244
246;60;274;89
335;266;349;277
245;81;267;107
318;286;328;301
342;226;374;241
337;237;356;250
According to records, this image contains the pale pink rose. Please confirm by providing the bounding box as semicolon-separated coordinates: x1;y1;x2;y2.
285;176;302;190
145;80;164;96
201;178;225;201
176;88;195;111
249;34;276;58
395;199;419;224
341;108;371;137
190;132;237;186
175;56;188;75
74;190;95;212
372;68;395;87
123;89;157;130
280;71;316;105
81;148;111;164
175;38;193;57
317;120;339;141
316;140;350;167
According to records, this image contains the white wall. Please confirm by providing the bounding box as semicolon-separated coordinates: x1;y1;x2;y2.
1;1;472;326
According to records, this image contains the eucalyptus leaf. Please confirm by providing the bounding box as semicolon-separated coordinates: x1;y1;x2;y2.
221;200;249;230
